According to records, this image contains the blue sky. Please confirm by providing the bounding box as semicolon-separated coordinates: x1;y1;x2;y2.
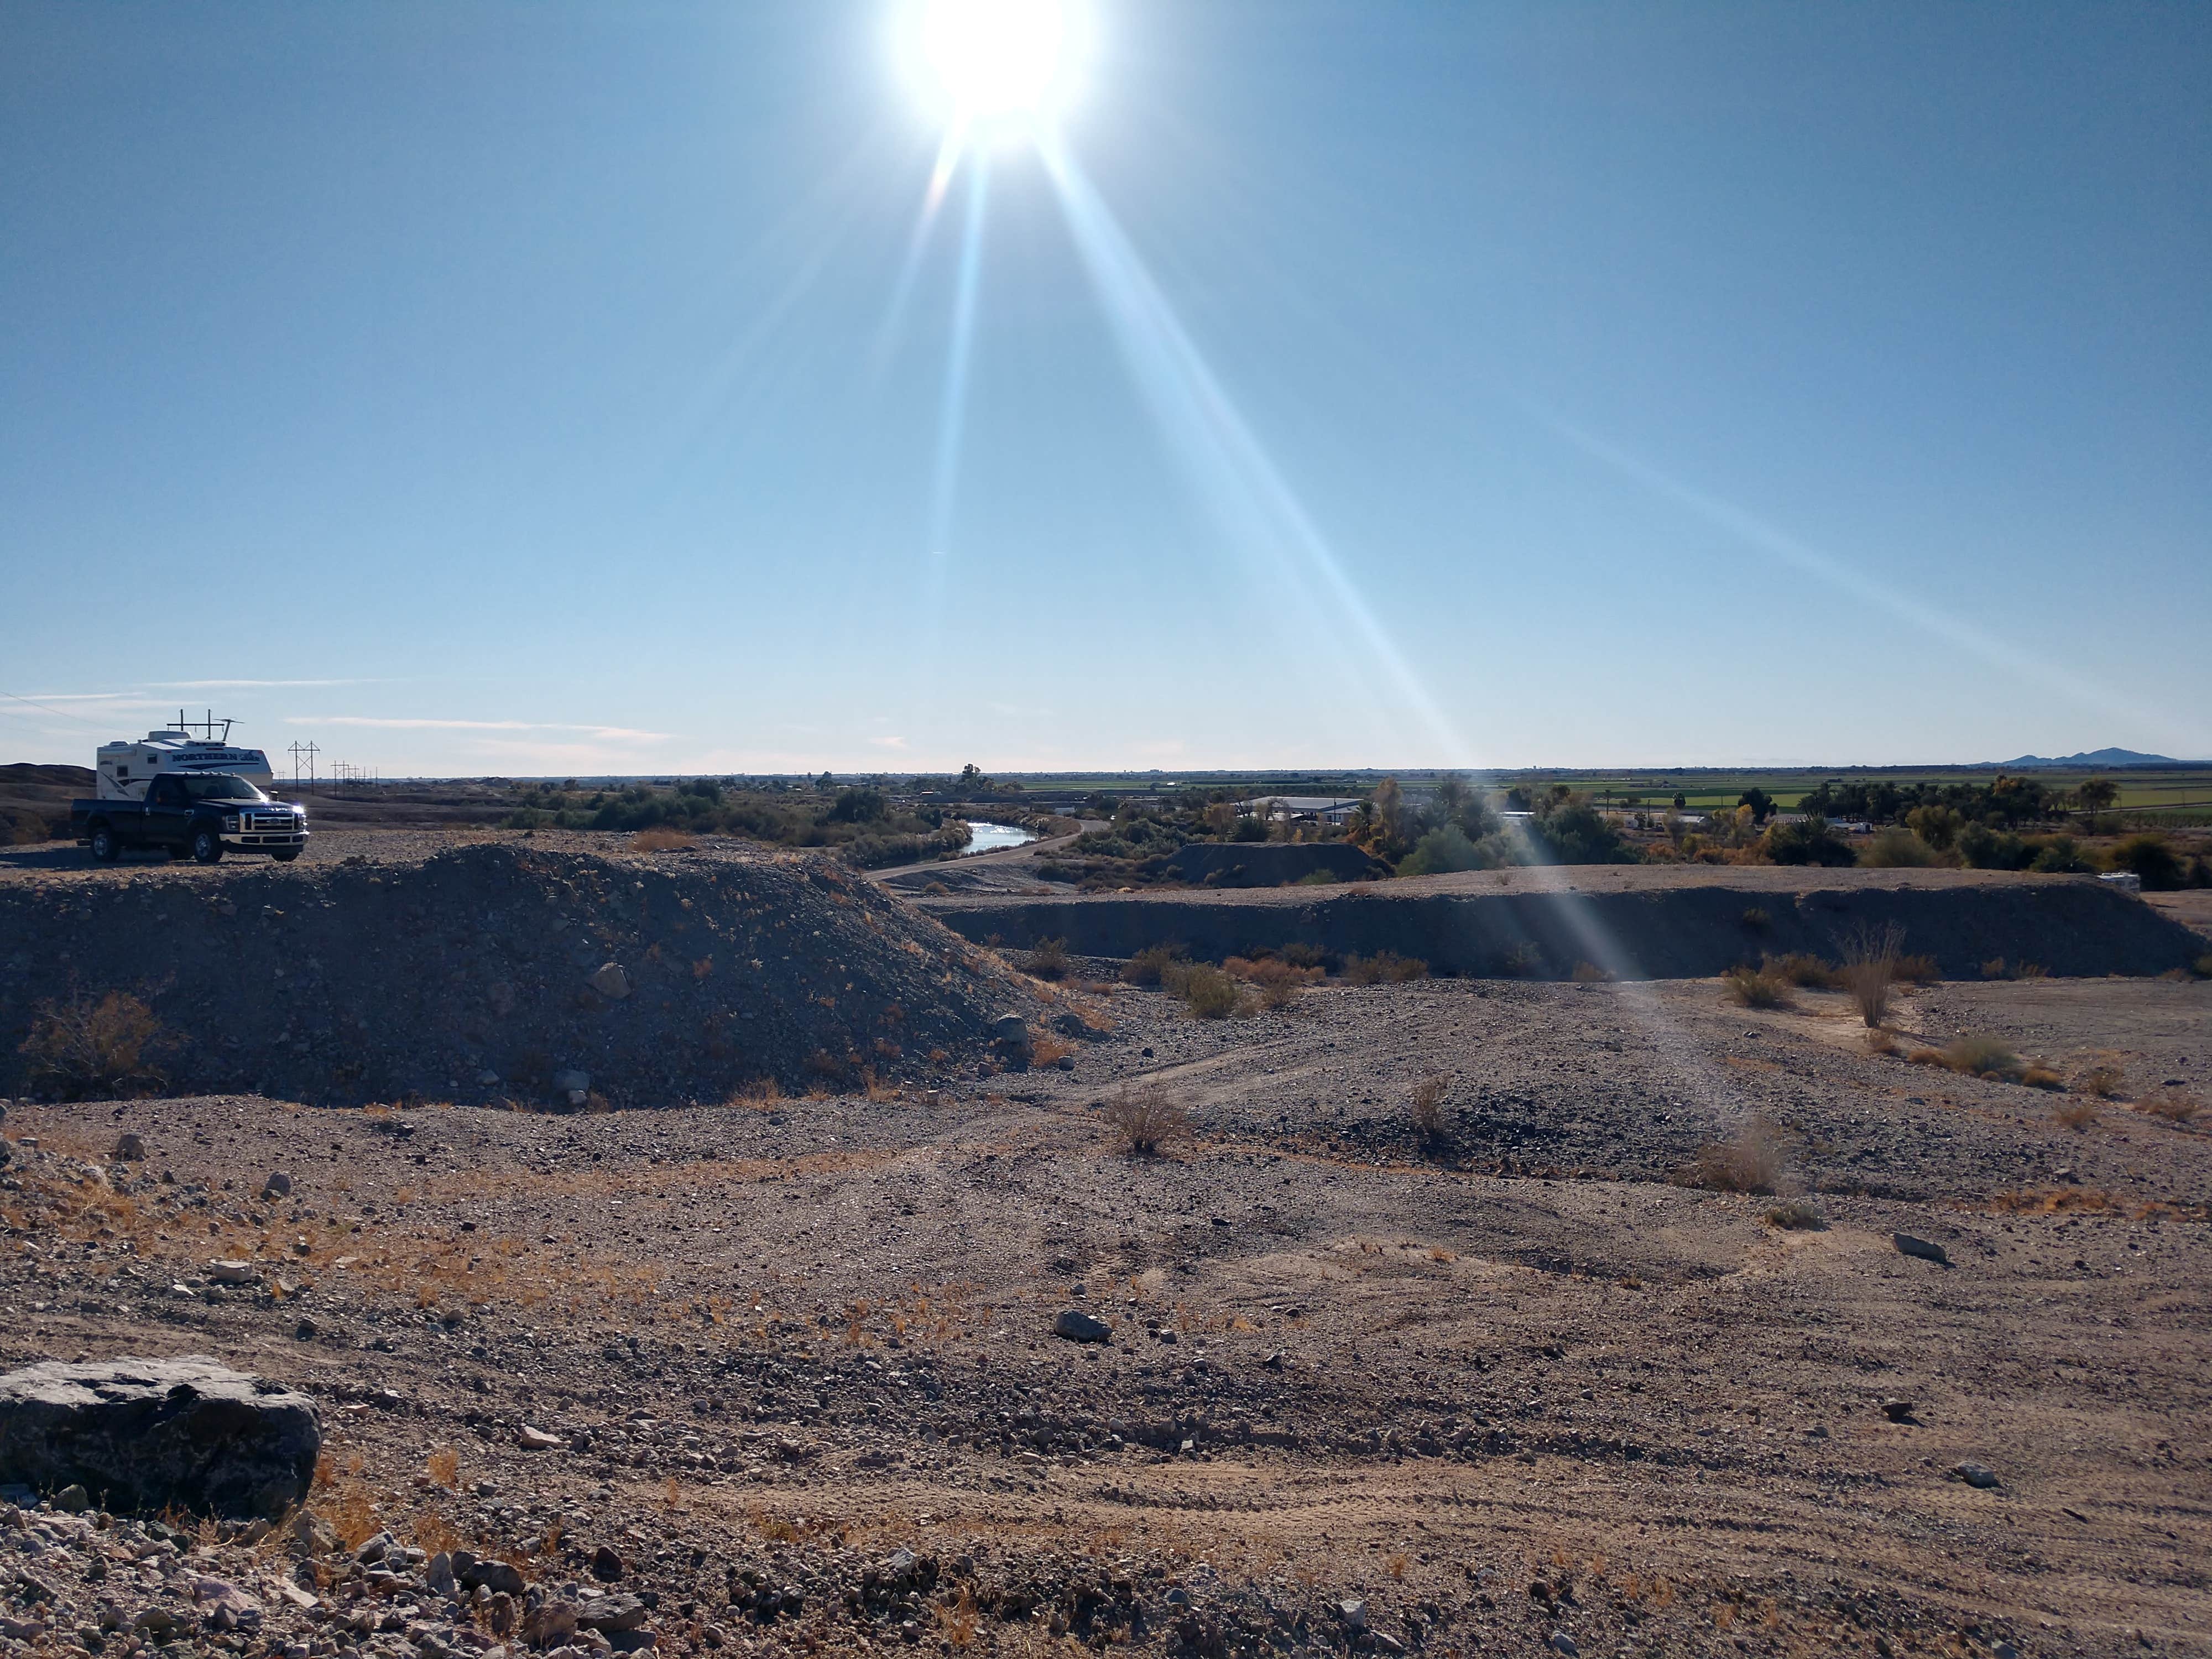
4;1;2207;776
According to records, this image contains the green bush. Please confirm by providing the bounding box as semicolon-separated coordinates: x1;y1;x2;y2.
1174;963;1246;1019
1861;827;1938;868
1398;825;1488;877
1765;816;1855;867
1121;944;1190;987
2110;834;2184;891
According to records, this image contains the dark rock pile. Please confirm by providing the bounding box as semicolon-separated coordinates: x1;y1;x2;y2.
0;844;1038;1105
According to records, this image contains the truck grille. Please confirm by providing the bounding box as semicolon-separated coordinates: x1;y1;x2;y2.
245;810;299;833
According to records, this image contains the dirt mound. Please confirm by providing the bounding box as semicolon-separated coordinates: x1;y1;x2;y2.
920;867;2205;980
0;843;1037;1105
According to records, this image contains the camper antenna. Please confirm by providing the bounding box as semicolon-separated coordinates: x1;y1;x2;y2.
174;708;233;743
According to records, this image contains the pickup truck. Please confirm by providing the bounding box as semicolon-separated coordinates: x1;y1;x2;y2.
72;773;309;864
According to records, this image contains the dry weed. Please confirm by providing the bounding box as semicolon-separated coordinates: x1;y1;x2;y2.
1227;955;1323;1010
1407;1075;1449;1145
1026;937;1071;981
1721;966;1790;1009
1103;1085;1190;1157
2078;1063;2125;1099
1911;1034;2023;1082
1121;945;1188;987
1836;921;1905;1027
1764;1198;1827;1231
630;827;695;852
1340;952;1428;985
2139;1091;2201;1125
1570;961;1610;984
1686;1118;1786;1194
2054;1099;2099;1132
18;990;165;1099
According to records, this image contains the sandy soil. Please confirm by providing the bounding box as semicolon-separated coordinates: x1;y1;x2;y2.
3;956;2207;1657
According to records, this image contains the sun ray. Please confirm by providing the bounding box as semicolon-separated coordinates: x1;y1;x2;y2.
917;156;993;655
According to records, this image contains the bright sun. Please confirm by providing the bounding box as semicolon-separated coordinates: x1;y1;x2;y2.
915;0;1079;126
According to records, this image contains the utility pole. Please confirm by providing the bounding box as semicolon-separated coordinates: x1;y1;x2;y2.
288;741;310;792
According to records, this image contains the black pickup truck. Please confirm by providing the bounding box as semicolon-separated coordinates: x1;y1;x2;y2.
72;774;309;864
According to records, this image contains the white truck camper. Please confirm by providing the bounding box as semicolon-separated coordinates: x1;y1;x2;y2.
95;712;277;802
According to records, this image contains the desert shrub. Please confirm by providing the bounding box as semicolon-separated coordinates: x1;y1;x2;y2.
1765;1199;1827;1231
1861;828;1938;868
1865;1026;1898;1055
1721;966;1791;1009
2196;954;2212;980
2013;961;2048;980
630;827;695;852
1570;960;1609;984
1835;920;1905;1027
1980;958;2008;980
1893;953;1940;985
2078;1065;2125;1099
1121;944;1189;986
2139;1091;2201;1125
2028;835;2089;874
2110;834;2184;891
1227;956;1322;1010
2053;1099;2098;1132
1173;963;1246;1019
1765;952;1838;989
1026;937;1070;981
2020;1063;2064;1089
1958;823;2031;870
1407;1074;1449;1144
19;990;165;1099
1739;906;1771;932
1912;1034;2022;1082
1340;951;1428;985
1103;1084;1190;1155
1279;942;1327;969
1500;942;1543;978
1686;1119;1785;1194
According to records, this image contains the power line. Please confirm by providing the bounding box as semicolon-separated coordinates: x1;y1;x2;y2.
0;689;114;731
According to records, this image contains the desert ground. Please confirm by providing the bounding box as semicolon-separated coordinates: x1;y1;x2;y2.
2;826;2209;1659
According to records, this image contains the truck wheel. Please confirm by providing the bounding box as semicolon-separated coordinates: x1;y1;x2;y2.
88;825;119;863
272;848;301;862
190;827;224;865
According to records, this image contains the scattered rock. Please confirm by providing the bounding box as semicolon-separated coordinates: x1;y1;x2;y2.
262;1171;291;1199
0;1356;320;1519
578;1595;650;1634
1951;1462;2002;1489
990;1013;1032;1056
1337;1598;1367;1631
53;1481;90;1512
1548;1634;1580;1657
518;1424;565;1451
114;1133;146;1162
1892;1233;1950;1266
206;1260;262;1287
589;963;632;1001
1880;1399;1917;1423
460;1558;526;1597
1052;1309;1112;1344
592;1546;625;1582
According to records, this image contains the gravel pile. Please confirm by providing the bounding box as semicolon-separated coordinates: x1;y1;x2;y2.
0;843;1039;1107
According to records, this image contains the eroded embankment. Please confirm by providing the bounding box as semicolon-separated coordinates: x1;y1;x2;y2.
920;871;2204;979
0;843;1034;1104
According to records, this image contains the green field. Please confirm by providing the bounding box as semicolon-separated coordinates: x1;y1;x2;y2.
975;766;2212;823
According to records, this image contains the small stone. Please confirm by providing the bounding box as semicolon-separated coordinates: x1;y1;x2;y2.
1337;1599;1367;1632
262;1171;292;1199
1880;1398;1916;1423
293;1318;317;1340
592;1546;625;1582
461;1559;526;1598
114;1134;147;1162
1548;1635;1580;1657
54;1483;90;1512
1052;1309;1112;1344
990;1014;1032;1055
1892;1233;1950;1266
477;1070;501;1087
206;1259;262;1286
517;1424;564;1451
1951;1462;2001;1489
588;963;632;1001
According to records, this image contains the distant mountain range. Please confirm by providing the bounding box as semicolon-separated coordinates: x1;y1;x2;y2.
1984;748;2190;770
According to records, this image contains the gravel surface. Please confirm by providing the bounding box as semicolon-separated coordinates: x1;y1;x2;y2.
1;958;2207;1656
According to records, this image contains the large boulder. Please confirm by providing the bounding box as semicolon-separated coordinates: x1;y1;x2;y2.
0;1357;320;1519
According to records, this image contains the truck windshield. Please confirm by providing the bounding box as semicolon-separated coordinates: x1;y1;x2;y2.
178;775;268;803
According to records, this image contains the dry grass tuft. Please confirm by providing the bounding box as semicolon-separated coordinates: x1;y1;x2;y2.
1721;966;1791;1010
1686;1118;1786;1194
424;1447;460;1490
1865;1026;1898;1056
2053;1099;2099;1132
1103;1084;1190;1157
1227;956;1323;1010
1836;921;1905;1027
2139;1091;2201;1126
1766;952;1838;990
1764;1198;1827;1231
1120;945;1189;987
1339;951;1428;985
18;990;165;1099
2078;1063;2125;1099
1570;961;1610;984
1893;953;1940;985
1407;1075;1449;1145
630;827;695;852
1025;937;1070;981
1911;1033;2024;1082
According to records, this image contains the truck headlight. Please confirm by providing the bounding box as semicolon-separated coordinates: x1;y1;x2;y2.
222;815;240;832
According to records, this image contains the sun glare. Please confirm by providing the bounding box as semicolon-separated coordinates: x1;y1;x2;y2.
913;0;1079;127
